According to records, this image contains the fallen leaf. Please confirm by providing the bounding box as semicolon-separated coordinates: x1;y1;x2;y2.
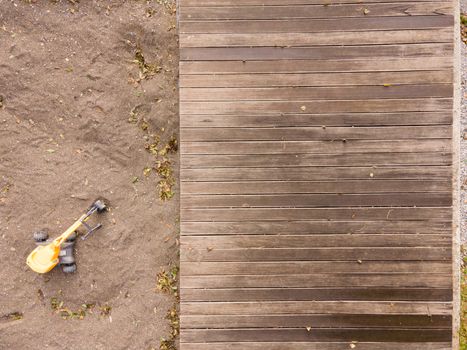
143;167;152;177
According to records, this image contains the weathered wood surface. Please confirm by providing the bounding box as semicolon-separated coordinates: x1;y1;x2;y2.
179;0;454;347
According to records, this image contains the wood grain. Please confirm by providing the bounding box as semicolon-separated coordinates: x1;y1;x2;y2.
181;301;452;315
180;314;451;329
181;288;453;302
181;180;451;193
181;153;452;168
180;328;452;342
181;166;452;181
179;0;454;346
181;247;451;262
180;71;452;87
181;207;452;221
181;221;451;235
180;85;453;101
181;140;451;155
180;29;453;47
180;16;453;34
180;0;451;6
181;234;451;249
180;58;452;74
180;3;453;20
180;343;452;350
182;261;452;275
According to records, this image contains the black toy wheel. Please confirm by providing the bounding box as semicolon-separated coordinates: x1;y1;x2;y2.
94;199;107;213
62;264;77;274
33;230;49;242
66;232;77;242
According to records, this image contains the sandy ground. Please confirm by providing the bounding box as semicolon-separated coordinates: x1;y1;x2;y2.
0;1;179;349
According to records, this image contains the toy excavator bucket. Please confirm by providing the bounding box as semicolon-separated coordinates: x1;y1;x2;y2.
26;243;61;273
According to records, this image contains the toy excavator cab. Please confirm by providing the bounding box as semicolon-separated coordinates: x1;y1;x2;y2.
26;200;107;274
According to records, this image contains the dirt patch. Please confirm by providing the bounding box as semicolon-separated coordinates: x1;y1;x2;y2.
0;1;179;349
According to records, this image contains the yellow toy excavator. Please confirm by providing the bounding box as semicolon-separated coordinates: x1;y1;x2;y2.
26;200;107;274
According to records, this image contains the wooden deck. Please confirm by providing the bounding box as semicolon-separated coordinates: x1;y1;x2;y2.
178;0;455;348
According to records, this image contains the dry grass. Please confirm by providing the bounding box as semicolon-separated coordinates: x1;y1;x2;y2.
461;256;467;349
462;14;467;44
156;266;179;298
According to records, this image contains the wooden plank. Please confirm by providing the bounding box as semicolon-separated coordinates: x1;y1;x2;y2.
180;29;452;47
181;99;452;114
181;207;452;222
180;72;452;88
181;85;452;102
181;301;452;315
181;221;451;235
180;85;452;101
182;261;452;275
182;192;452;208
181;274;451;288
180;72;452;89
180;44;452;61
181;288;453;302
181;140;450;155
182;234;451;248
181;247;451;262
180;314;451;329
180;58;452;74
181;180;451;193
182;193;452;208
180;0;450;6
181;166;452;181
181;343;452;350
180;328;451;342
180;3;452;20
182;179;451;193
181;126;451;141
180;113;453;128
182;115;451;130
179;16;453;34
181;153;452;168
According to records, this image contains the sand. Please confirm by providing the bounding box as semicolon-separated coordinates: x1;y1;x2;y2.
0;1;179;349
